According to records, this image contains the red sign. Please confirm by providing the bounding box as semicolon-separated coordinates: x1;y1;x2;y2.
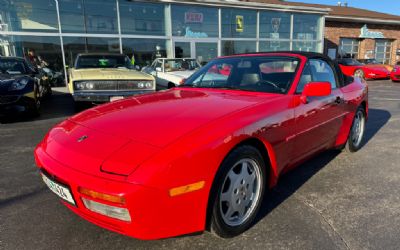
185;12;204;23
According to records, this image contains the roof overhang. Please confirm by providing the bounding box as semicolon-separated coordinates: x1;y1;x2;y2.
326;15;400;25
146;0;331;14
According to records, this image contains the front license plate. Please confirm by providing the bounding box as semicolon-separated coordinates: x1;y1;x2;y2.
110;96;124;102
41;173;76;205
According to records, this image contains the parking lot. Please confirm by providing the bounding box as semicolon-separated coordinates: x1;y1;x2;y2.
1;80;399;250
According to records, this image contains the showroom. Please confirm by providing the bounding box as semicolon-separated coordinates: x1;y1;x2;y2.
0;0;327;83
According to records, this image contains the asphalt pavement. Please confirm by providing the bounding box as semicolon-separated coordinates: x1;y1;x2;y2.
1;81;400;250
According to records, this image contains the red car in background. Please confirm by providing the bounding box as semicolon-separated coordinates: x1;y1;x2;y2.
35;52;368;240
391;62;400;82
337;58;391;80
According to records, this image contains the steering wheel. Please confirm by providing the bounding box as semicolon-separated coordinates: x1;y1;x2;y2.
256;80;283;92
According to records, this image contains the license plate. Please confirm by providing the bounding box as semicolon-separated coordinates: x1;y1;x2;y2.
41;173;76;205
110;96;124;102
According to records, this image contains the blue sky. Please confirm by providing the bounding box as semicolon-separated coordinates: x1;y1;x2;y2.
288;0;400;16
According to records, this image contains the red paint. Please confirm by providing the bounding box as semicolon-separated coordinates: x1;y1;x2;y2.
339;63;391;80
391;65;400;82
35;53;368;240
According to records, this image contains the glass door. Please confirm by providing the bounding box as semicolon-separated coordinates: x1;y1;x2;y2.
195;42;218;65
174;42;191;58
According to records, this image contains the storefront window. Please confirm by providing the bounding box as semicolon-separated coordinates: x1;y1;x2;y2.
119;1;165;36
63;37;120;67
293;41;320;52
259;41;290;52
375;40;392;64
59;0;118;34
172;5;218;38
293;14;321;42
339;38;360;58
222;41;256;56
122;38;168;67
259;11;291;39
0;0;58;32
222;9;257;38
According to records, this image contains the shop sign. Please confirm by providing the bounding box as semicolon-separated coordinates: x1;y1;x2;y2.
359;24;385;39
184;27;208;38
185;12;204;23
236;15;244;33
271;18;281;33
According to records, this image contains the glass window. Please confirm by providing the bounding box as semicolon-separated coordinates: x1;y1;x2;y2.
339;38;360;58
222;41;256;56
63;37;120;67
259;11;291;39
172;5;218;38
185;56;299;94
122;38;168;67
293;14;321;41
59;0;118;34
119;1;165;36
375;40;392;64
0;0;58;32
293;41;320;52
259;41;290;52
75;54;131;69
222;9;257;38
309;59;337;89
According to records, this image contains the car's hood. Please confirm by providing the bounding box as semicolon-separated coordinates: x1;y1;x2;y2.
70;68;154;81
69;88;280;148
165;70;197;79
364;65;390;73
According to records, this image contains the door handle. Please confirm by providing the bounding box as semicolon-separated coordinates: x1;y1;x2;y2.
334;96;343;104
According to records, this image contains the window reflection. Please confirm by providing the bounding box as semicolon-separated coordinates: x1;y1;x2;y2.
172;5;218;37
122;39;168;67
293;14;320;41
259;41;290;52
119;1;165;35
222;41;256;55
259;11;291;39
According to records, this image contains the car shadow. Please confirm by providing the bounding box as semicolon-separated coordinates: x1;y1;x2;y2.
254;108;391;225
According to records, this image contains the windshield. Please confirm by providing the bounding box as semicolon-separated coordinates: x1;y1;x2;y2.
75;55;132;69
183;56;300;94
164;59;200;72
338;58;364;66
0;59;27;74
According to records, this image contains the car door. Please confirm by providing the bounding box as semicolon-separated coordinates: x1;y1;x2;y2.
292;58;345;163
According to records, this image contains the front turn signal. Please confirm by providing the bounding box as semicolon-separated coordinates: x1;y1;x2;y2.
78;187;126;205
169;181;205;197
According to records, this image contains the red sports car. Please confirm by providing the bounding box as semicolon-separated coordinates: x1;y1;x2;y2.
337;58;391;80
35;52;368;240
391;62;400;82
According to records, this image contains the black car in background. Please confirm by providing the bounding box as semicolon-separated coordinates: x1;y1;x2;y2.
0;57;51;117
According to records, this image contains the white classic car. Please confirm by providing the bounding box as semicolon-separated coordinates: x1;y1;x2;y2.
142;58;201;88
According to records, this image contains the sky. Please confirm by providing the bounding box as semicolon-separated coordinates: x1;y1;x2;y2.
288;0;400;16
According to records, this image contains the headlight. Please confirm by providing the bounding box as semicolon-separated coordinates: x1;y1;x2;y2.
75;82;85;90
137;81;153;89
137;82;145;89
145;82;153;89
8;78;29;91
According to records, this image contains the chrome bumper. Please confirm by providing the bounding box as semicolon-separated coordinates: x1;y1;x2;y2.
73;90;155;102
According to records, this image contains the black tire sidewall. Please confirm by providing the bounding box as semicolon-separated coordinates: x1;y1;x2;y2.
210;145;267;238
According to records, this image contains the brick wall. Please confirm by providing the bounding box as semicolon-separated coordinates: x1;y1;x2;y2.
324;21;400;65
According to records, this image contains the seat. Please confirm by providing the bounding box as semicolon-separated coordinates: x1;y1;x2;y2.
240;73;260;86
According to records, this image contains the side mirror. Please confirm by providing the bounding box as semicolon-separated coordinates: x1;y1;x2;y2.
300;82;332;104
155;67;162;72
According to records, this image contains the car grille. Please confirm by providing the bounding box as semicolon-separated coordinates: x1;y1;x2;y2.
0;95;20;104
74;80;153;91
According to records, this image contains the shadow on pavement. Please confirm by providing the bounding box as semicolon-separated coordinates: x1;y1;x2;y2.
254;108;391;226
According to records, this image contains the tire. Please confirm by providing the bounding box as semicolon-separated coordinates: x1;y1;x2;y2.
345;106;366;152
354;69;365;81
209;145;267;238
168;82;175;89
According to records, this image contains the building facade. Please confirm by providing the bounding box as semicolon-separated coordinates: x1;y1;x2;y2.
0;0;327;83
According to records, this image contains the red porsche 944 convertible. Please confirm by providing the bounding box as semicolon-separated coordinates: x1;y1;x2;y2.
35;52;368;240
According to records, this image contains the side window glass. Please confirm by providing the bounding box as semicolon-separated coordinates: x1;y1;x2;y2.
309;59;338;89
296;63;313;93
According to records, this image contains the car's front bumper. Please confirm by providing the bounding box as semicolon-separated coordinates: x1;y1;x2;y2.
391;73;400;81
0;93;35;116
365;72;391;80
34;144;205;240
72;90;155;102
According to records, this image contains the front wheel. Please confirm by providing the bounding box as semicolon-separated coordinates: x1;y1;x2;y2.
346;106;366;152
210;145;267;238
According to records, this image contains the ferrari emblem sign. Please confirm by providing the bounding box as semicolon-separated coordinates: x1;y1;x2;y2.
236;15;244;32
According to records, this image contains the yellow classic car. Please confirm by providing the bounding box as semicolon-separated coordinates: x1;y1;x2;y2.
68;53;155;105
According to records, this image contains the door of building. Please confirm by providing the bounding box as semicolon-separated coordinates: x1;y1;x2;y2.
173;40;218;65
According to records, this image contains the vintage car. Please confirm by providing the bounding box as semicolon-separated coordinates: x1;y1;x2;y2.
35;52;368;240
358;58;393;72
0;56;51;117
68;53;155;107
391;62;400;82
142;58;201;88
337;58;390;80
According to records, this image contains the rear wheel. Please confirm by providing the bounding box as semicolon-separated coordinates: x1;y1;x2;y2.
346;106;366;152
210;145;266;238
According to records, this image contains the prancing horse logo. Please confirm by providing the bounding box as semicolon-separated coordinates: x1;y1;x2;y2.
77;135;88;142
